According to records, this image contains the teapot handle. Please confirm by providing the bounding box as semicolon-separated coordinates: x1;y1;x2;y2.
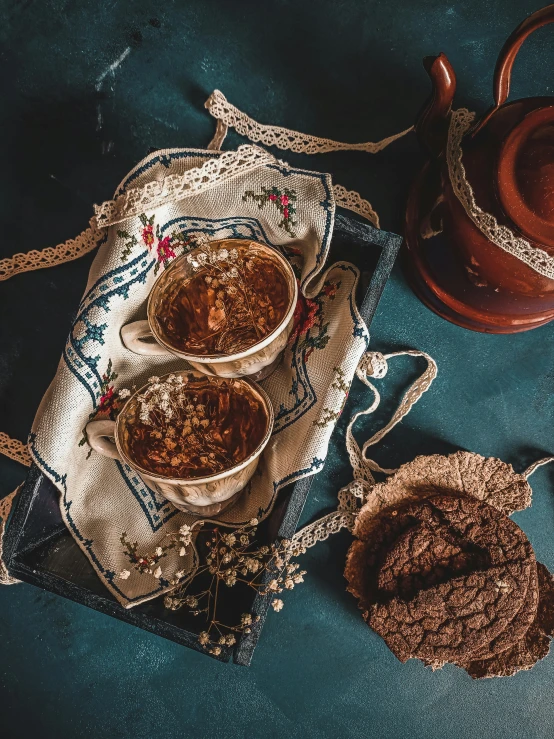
473;4;554;135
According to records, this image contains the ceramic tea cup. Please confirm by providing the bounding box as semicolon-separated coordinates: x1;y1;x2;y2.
85;370;274;517
121;238;298;380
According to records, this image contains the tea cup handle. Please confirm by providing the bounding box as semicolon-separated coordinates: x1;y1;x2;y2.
121;320;170;356
85;420;120;460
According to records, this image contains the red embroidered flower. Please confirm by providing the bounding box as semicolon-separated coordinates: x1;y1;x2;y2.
156;236;176;263
289;289;320;343
96;386;116;417
323;282;338;299
269;193;277;202
280;194;289;206
283;207;289;219
142;224;155;248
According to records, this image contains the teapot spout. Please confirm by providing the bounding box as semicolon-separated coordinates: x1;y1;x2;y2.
416;53;457;157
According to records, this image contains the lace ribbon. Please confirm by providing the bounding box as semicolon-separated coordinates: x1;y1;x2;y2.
205;90;413;155
292;350;438;550
0;222;102;282
0;433;31;584
0;432;32;467
447;108;554;281
94;145;276;228
0;487;21;585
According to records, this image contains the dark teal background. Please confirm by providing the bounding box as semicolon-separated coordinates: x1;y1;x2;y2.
2;1;554;737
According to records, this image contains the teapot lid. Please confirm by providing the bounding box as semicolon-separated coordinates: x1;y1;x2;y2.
497;106;554;248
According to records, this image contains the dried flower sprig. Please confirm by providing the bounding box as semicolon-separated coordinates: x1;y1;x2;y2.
185;245;280;355
163;519;307;653
131;374;234;477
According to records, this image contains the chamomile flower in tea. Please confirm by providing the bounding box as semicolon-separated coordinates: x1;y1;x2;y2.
119;374;269;479
154;242;291;356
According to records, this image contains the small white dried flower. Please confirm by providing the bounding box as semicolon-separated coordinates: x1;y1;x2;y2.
155;547;163;557
198;631;210;645
179;547;187;557
118;388;131;398
268;579;279;592
240;613;252;626
272;599;284;612
119;570;131;580
249;518;259;526
209;646;222;656
175;570;185;580
153;566;162;579
245;558;260;573
148;376;160;384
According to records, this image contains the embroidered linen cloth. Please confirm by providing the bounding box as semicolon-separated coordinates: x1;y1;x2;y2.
30;145;370;607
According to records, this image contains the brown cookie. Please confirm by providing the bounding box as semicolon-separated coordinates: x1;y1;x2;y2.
377;520;539;663
463;562;554;679
461;562;539;662
346;494;535;664
345;500;427;613
376;522;491;600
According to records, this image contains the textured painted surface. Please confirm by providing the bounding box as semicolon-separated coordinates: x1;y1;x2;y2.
2;1;554;737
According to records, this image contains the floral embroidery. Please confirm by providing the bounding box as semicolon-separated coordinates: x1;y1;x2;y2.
118;214;196;274
119;524;194;578
289;279;341;361
313;367;349;428
139;214;180;276
243;186;298;237
79;359;126;457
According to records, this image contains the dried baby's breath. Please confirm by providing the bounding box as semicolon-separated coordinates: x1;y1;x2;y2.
162;520;306;653
133;375;234;477
184;244;282;355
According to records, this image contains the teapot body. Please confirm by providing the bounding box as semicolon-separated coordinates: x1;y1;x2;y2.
405;6;554;333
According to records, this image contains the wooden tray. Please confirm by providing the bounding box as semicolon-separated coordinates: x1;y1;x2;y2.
4;213;401;665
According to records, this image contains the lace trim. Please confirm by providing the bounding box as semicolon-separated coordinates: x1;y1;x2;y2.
332;185;379;228
524;456;554;478
448;108;554;281
205;90;413;155
94;145;276;228
293;350;438;548
0;223;102;282
0;433;32;467
0;487;20;585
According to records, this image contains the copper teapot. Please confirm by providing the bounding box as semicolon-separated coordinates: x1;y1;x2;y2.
405;4;554;333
